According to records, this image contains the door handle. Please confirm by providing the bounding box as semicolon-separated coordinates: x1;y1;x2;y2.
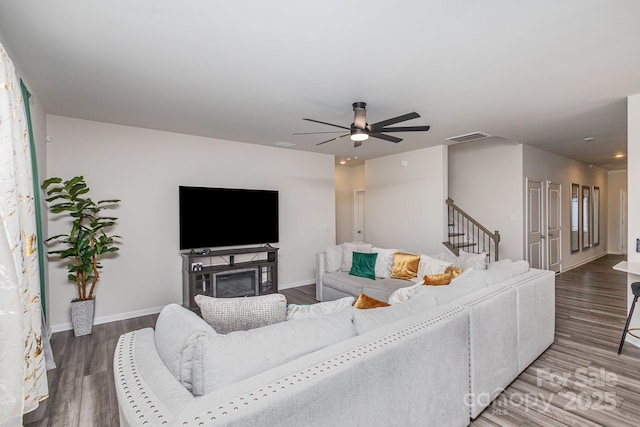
540;235;545;239
548;233;554;237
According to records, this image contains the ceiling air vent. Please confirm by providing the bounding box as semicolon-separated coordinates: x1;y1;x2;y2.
445;132;492;143
274;141;296;148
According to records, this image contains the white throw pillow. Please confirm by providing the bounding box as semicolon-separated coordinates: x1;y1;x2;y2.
431;251;458;264
324;245;343;273
286;296;355;320
456;250;487;270
195;293;287;334
340;242;373;272
413;254;452;283
487;258;513;269
371;247;399;278
388;283;422;305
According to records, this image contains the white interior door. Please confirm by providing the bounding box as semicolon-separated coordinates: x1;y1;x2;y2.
547;182;561;272
354;190;366;242
527;180;543;269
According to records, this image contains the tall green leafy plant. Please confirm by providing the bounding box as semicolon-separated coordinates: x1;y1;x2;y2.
42;176;121;301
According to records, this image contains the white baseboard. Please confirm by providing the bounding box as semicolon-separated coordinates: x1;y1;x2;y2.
50;282;315;333
51;305;165;333
560;252;609;273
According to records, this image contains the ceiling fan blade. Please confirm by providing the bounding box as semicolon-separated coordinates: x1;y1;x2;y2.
353;102;367;129
316;134;350;146
370;133;403;143
303;118;350;130
293;131;346;135
376;125;431;133
369;112;420;130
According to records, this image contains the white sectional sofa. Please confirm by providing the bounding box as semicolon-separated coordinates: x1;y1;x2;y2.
114;244;555;427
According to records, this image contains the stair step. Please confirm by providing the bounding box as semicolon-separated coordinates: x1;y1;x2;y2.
453;242;477;249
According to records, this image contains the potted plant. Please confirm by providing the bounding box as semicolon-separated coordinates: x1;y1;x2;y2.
41;176;121;337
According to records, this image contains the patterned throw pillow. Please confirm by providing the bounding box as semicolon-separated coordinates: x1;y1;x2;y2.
194;293;287;334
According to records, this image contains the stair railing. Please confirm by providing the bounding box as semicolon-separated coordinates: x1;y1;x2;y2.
444;197;500;262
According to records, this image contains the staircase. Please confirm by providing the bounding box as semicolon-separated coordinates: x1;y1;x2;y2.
444;197;500;262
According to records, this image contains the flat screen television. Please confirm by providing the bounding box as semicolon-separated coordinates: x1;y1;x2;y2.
179;186;279;250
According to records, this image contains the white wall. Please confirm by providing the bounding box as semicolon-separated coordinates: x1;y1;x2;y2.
335;164;365;244
365;146;447;254
45;116;336;330
523;145;608;271
626;94;640;348
448;139;524;261
607;169;627;254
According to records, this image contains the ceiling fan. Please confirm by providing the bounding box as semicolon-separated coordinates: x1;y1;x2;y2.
295;102;430;147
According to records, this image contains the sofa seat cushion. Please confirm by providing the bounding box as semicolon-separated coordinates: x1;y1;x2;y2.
194;309;356;396
322;271;413;302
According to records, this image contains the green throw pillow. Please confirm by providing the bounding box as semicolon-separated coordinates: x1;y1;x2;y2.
349;252;378;280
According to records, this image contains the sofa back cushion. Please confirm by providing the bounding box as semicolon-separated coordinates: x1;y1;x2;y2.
193;309;357;396
154;304;216;392
286;296;355;320
324;244;343;273
340;242;373;272
352;292;438;334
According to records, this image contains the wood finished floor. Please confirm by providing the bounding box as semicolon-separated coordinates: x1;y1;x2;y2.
24;254;640;426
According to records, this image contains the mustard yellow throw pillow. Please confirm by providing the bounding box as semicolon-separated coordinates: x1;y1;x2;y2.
353;293;390;309
390;252;420;280
423;272;453;286
445;266;464;278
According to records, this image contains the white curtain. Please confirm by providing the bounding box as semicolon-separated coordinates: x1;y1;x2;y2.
0;43;48;426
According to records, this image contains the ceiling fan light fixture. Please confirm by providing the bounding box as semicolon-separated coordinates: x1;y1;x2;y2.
350;128;369;142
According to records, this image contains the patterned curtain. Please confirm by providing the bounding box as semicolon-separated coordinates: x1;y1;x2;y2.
0;43;48;425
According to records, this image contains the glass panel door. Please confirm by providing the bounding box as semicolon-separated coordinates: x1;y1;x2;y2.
571;183;579;253
582;185;591;249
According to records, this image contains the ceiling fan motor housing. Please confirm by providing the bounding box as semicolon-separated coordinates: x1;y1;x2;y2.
352;102;367;130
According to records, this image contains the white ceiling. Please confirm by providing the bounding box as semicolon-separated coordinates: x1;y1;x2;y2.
1;1;639;169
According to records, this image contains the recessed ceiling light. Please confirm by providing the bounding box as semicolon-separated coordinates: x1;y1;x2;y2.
583;137;595;142
274;141;296;147
614;153;625;158
339;160;346;165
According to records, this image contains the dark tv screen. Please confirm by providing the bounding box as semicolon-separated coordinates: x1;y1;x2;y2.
179;186;279;250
